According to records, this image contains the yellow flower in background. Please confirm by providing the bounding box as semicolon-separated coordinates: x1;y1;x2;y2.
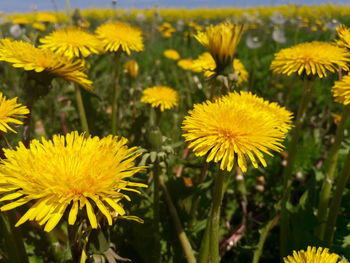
177;58;194;71
182;91;292;172
36;12;57;23
40;26;102;58
0;93;29;133
0;39;93;90
188;21;202;32
336;24;350;50
12;17;29;25
233;58;249;85
270;41;350;78
32;22;46;32
124;60;139;79
0;132;146;232
96;21;144;54
191;52;216;76
141;86;179;112
332;74;350;105
159;22;176;38
283;247;346;263
332;113;341;126
195;22;244;73
164;49;180;60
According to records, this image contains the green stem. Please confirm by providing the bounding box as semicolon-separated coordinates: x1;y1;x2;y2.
198;219;211;263
0;212;29;263
74;85;90;135
324;148;350;245
160;177;197;263
153;159;161;263
316;105;350;239
210;170;231;263
111;51;122;135
280;78;313;258
252;216;279;263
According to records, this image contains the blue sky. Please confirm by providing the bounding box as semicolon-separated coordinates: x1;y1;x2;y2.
1;0;349;13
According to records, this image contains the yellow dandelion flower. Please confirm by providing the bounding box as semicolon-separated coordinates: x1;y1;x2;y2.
233;58;249;85
283;246;346;263
182;91;292;172
0;39;93;90
39;26;102;59
12;17;29;25
141;86;179;112
336;24;350;50
332;113;341;126
332;74;350;105
164;49;180;60
96;21;144;54
191;52;216;77
124;60;139;79
159;22;176;38
195;22;244;72
32;22;46;32
270;41;350;78
177;58;194;71
0;132;146;232
36;12;57;23
0;92;29;133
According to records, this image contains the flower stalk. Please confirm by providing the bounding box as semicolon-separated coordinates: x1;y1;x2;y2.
111;50;122;135
74;84;90;135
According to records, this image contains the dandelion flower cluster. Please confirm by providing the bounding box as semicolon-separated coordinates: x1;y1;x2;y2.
0;39;93;90
270;41;350;78
40;26;102;58
283;247;346;263
96;21;144;54
141;86;179;112
195;22;244;72
164;49;181;60
332;74;350;105
0;92;29;133
182;91;292;172
0;132;146;232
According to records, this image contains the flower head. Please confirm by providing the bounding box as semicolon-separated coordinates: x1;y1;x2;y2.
159;22;176;38
35;12;57;23
0;39;93;90
270;41;350;78
195;22;244;73
164;49;180;60
336;24;350;50
283;246;346;263
96;21;144;54
0;132;146;232
177;59;194;71
233;59;249;86
332;74;350;105
124;60;139;79
141;86;179;112
39;26;102;58
191;52;216;77
182;91;292;172
0;92;29;133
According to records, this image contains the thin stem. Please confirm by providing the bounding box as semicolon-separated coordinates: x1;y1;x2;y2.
280;78;313;258
210;170;231;263
324;148;350;245
111;51;122;135
160;177;197;263
0;212;29;263
153;159;161;263
252;215;279;263
316;105;350;239
198;220;211;263
74;85;90;136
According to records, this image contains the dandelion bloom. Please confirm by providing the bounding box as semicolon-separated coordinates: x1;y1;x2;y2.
32;22;46;32
270;41;350;78
191;52;216;77
159;22;176;38
124;60;139;79
182;91;292;172
233;59;249;85
40;26;102;58
35;12;57;24
283;247;346;263
177;59;194;71
141;86;179;112
164;49;180;60
96;21;144;54
0;39;93;90
332;74;350;105
0;92;29;133
336;24;350;49
0;132;146;232
195;22;244;72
